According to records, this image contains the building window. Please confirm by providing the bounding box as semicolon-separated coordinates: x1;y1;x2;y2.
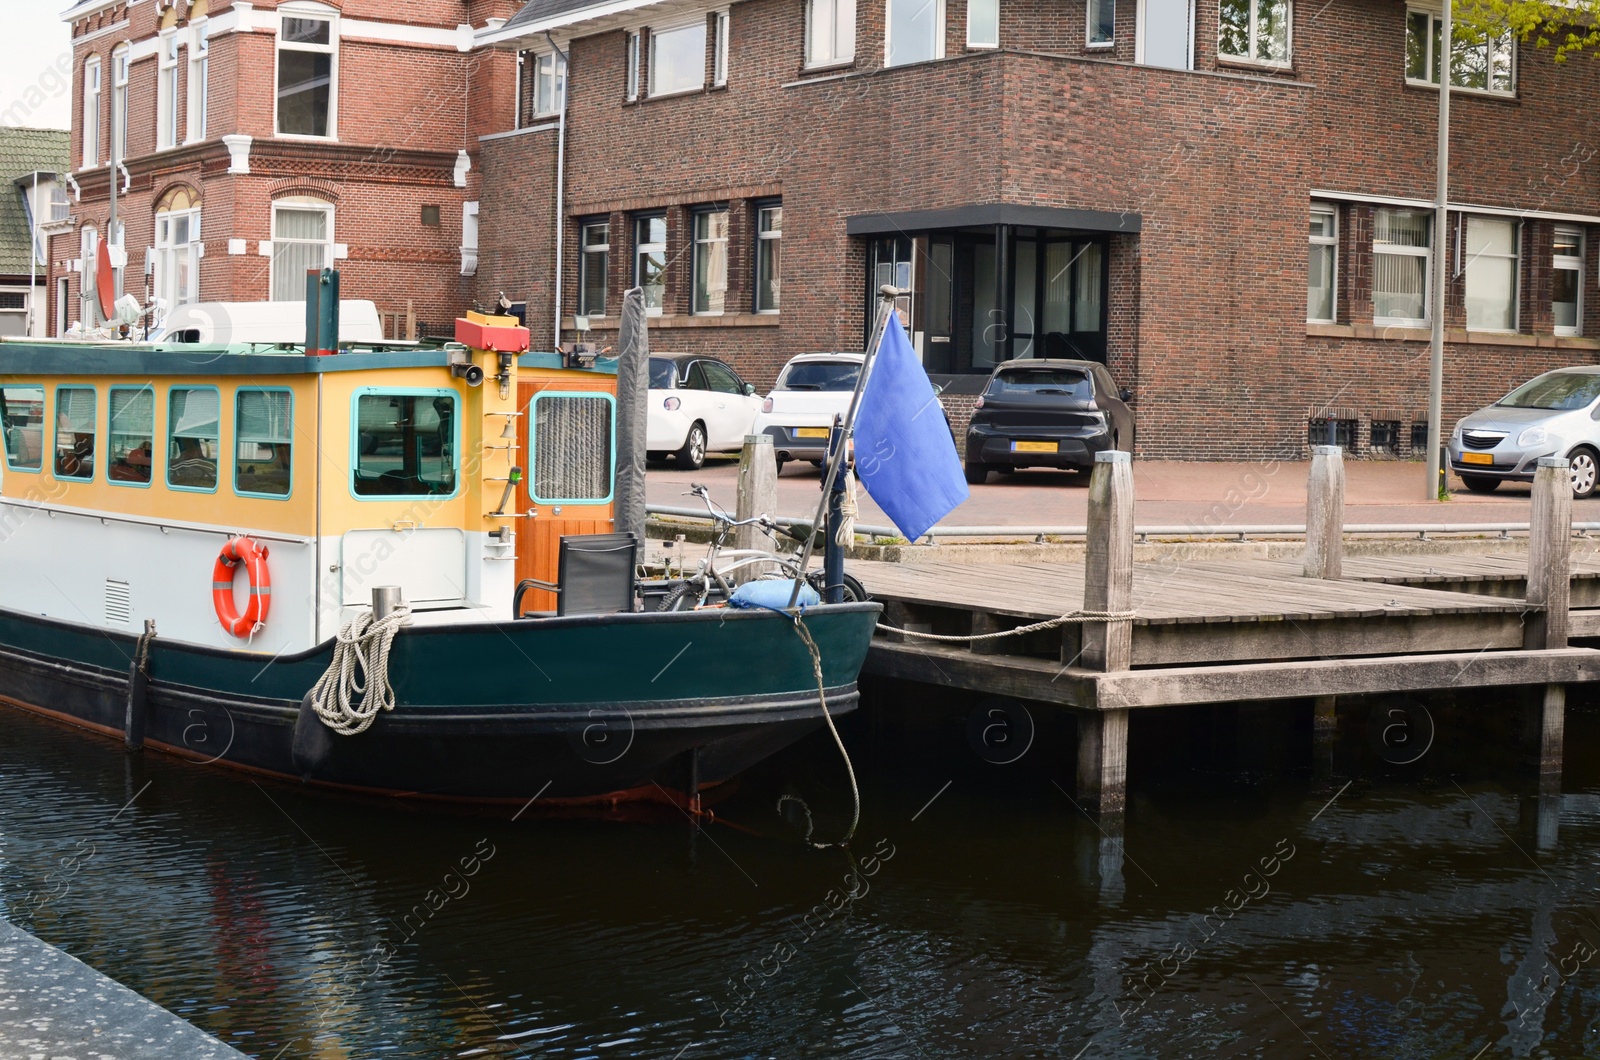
635;214;667;315
111;45;129;163
1373;207;1430;327
82;57;101;168
1554;227;1583;337
968;0;999;47
531;52;566;117
1308;203;1337;323
1370;419;1401;454
1308;417;1354;449
756;203;781;313
1405;9;1513;95
808;0;857;66
887;0;945;65
1464;216;1518;332
271;198;333;302
54;386;96;482
278;11;337;137
108;386;155;487
234;389;293;498
352;391;458;498
188;20;209;142
693;209;729;315
157;33;179;150
626;32;640;100
1;385;46;472
1219;0;1290;64
79;226;98;317
579;220;609;317
1087;0;1114;45
168;386;220;492
713;12;730;84
155;192;202;309
650;23;707;96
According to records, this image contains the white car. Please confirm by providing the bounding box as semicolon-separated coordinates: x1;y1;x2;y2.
645;354;762;470
752;354;866;472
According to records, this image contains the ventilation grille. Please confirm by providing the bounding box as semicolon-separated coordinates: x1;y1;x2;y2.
105;580;131;626
532;395;612;502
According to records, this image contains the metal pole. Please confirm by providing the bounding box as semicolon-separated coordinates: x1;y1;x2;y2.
108;106;121;308
372;585;402;620
1425;0;1451;500
28;171;38;337
823;418;847;603
547;31;568;352
786;285;898;609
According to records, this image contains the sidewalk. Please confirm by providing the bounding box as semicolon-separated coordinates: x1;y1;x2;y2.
645;458;1561;532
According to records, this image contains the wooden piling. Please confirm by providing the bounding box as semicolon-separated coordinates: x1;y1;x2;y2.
733;434;779;586
1313;695;1338;778
1076;709;1128;815
1525;456;1571;783
1304;444;1345;580
1078;450;1134;814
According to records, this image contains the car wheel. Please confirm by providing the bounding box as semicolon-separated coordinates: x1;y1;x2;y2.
995;466;1015;475
676;423;707;470
808;459;823;467
646;450;667;463
774;453;788;474
1570;447;1599;499
964;461;990;485
1460;474;1501;494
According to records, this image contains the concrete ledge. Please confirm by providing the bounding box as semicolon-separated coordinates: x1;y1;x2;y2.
0;918;247;1058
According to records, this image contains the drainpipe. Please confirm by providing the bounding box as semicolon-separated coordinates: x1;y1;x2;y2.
28;171;38;337
547;31;568;352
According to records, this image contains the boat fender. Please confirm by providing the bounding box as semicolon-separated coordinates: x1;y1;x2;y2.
123;620;157;751
213;537;272;638
727;579;820;611
291;691;336;778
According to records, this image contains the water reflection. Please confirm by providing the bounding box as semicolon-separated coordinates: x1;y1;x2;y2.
2;691;1600;1057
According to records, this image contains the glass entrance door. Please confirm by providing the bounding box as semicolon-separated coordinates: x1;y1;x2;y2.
1009;235;1107;363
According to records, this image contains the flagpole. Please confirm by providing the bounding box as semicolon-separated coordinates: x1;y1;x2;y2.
786;283;900;611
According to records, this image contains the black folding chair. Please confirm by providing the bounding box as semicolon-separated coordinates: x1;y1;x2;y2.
514;532;638;618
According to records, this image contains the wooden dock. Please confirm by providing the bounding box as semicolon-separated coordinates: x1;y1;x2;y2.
856;448;1600;816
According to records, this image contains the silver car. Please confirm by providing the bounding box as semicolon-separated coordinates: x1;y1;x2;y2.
1448;366;1600;498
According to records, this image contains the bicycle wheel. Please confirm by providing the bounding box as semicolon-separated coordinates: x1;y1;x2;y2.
656;580;702;612
806;570;870;602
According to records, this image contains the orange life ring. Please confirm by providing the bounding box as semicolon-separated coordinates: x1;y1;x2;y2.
213;537;271;637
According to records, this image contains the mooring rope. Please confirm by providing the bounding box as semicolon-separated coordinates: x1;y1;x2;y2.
835;470;859;546
786;612;860;849
307;607;412;736
875;609;1137;644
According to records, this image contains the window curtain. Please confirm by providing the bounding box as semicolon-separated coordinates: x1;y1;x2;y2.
272;208;329;301
238;391;292;444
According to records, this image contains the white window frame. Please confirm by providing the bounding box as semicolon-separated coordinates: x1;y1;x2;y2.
275;5;340;140
1308;203;1337;324
1217;0;1291;66
713;11;730;86
967;0;999;49
756;203;781;314
1463;215;1519;334
530;51;566;117
1554;226;1584;338
1405;7;1515;97
154;207;202;309
578;220;610;317
80;226;99;314
82;57;101;169
187;19;209;143
1086;0;1114;47
806;0;857;67
635;213;666;317
269;197;335;302
157;31;180;151
1372;207;1431;329
111;45;129;164
648;20;708;97
625;31;640;101
885;0;946;67
692;208;729;316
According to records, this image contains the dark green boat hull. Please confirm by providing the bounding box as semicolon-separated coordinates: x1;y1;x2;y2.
0;602;881;801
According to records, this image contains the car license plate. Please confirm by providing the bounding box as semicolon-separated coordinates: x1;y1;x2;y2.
1461;452;1493;466
796;427;830;439
1012;441;1058;453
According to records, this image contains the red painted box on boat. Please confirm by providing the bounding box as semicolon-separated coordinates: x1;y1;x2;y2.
455;317;530;353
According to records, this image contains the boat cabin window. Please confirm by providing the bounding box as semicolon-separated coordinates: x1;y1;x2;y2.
530;392;614;504
108;386;156;486
53;386;96;481
0;385;45;472
352;390;458;497
234;388;293;498
168;387;220;492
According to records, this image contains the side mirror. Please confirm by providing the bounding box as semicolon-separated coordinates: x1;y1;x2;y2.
744;382;756;396
1119;387;1133;402
931;383;945;395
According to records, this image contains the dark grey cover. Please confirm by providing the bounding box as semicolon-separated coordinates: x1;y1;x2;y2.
613;287;649;544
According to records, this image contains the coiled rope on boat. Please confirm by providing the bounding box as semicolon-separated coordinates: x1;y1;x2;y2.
307;607;412;736
835;470;859;546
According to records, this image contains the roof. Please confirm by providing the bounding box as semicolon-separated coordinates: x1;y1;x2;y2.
485;0;705;44
0;128;69;277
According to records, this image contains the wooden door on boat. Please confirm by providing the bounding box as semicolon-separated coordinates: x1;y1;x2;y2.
514;376;617;611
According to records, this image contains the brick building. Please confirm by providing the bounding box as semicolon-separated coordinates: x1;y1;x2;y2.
469;0;1600;458
50;0;523;339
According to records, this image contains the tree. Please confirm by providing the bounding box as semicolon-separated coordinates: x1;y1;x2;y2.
1455;1;1600;62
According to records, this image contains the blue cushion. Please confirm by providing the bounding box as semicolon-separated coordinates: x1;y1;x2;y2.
728;579;820;610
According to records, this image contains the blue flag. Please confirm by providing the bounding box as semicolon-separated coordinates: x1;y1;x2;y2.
853;314;969;541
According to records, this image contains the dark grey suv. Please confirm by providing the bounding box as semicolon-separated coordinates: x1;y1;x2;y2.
964;359;1135;485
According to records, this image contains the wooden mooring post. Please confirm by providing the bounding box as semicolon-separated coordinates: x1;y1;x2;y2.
732;435;778;586
1525;456;1571;784
1076;450;1133;816
1304;444;1345;580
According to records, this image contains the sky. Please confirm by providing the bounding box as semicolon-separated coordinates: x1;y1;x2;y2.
0;4;76;131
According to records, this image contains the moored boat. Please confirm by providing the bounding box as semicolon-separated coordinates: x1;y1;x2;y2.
0;292;878;804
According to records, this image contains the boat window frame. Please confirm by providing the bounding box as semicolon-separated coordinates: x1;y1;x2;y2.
52;384;98;483
528;390;617;506
347;386;463;503
1;383;47;475
233;386;295;501
107;384;158;490
167;384;222;494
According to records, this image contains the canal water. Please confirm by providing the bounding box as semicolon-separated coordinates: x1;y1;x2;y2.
3;683;1600;1059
